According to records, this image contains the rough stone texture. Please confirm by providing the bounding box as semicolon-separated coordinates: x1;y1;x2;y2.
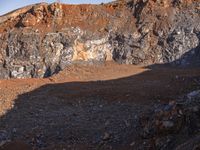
138;90;200;150
2;28;115;79
0;0;199;78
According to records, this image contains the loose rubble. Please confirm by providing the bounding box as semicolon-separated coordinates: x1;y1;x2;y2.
138;91;200;149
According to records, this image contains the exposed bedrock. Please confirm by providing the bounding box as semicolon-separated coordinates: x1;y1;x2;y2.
0;0;199;79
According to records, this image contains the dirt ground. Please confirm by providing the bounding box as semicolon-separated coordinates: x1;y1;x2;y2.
0;61;200;150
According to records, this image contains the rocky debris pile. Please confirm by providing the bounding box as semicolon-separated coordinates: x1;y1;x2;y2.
0;0;199;79
137;90;200;149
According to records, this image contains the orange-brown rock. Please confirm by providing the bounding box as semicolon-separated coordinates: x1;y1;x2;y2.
21;13;37;27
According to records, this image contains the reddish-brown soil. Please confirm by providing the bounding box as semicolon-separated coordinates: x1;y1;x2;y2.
1;62;200;149
0;2;136;34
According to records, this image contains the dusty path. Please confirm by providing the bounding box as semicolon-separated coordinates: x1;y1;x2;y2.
0;62;200;149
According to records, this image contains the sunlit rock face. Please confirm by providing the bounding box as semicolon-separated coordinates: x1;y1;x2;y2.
0;0;199;78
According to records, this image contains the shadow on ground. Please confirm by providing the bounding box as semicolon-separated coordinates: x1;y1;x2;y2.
1;48;200;149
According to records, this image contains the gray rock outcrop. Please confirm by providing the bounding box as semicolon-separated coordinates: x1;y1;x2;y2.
0;1;199;79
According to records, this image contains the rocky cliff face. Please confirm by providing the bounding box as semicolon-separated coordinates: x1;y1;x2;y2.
0;0;199;79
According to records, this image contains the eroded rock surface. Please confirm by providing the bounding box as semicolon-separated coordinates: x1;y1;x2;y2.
0;0;199;78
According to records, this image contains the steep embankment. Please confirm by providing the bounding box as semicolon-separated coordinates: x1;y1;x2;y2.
0;0;199;79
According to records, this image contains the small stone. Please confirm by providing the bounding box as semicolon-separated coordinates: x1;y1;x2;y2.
124;120;130;127
105;120;110;126
130;141;135;146
187;90;200;100
102;132;110;141
99;104;103;108
192;106;199;112
12;128;17;133
178;109;183;115
0;140;7;147
162;121;174;128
